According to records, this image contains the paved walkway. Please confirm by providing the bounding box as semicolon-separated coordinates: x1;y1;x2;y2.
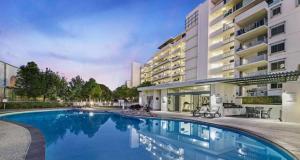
0;121;31;160
152;111;300;159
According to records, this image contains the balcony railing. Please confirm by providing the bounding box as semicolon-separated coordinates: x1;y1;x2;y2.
153;74;170;81
235;54;267;67
236;18;267;36
171;55;184;62
223;63;235;71
223;0;255;18
242;70;267;77
171;64;183;70
223;23;234;32
223;35;235;44
236;36;268;52
152;67;170;75
222;50;235;58
172;72;183;77
153;59;170;68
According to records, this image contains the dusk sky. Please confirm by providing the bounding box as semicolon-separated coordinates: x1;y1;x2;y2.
0;0;203;89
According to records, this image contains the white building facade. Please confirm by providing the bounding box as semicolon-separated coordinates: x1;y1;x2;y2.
138;0;300;123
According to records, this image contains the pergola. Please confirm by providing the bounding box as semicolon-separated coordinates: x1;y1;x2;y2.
223;71;300;86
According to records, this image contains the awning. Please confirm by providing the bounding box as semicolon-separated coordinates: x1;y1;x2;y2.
138;71;300;91
223;71;300;86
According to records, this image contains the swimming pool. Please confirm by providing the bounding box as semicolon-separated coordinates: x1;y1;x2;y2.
0;110;295;160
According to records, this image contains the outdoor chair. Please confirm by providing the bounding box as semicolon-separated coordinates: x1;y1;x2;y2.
254;107;264;118
192;106;201;117
261;108;272;119
245;107;255;118
192;106;209;117
204;106;221;118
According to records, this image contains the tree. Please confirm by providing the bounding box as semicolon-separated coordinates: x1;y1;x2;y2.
81;78;102;101
57;77;71;101
41;68;62;101
69;76;85;101
98;84;112;101
138;81;153;87
15;62;43;99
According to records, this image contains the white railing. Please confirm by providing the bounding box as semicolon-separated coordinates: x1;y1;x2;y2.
236;55;267;67
236;37;268;52
243;70;267;77
223;63;235;71
222;50;235;58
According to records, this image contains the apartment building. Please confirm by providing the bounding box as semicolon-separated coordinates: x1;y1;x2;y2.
138;0;300;123
140;33;186;85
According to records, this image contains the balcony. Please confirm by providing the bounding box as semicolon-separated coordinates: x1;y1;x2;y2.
235;55;268;70
172;72;183;77
153;59;170;69
223;63;234;71
222;50;235;59
242;70;267;77
210;36;234;51
223;23;234;32
235;1;268;24
153;74;170;81
171;64;183;70
152;67;170;75
236;18;268;41
236;37;268;56
210;14;224;26
222;0;266;24
210;50;234;63
210;66;223;74
171;55;184;62
210;23;234;39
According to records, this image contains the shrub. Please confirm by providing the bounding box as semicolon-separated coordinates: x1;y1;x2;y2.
0;101;70;109
242;96;282;105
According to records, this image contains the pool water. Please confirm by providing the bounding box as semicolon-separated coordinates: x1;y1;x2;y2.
0;110;294;160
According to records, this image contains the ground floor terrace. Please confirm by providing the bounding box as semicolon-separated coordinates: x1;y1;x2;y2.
138;71;300;123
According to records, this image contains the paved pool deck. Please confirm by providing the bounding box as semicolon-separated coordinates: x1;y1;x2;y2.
150;111;300;159
0;121;31;160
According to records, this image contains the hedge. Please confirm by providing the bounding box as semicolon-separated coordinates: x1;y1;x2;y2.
242;96;282;105
0;101;71;109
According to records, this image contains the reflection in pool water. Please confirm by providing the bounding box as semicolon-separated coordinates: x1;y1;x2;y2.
0;110;294;160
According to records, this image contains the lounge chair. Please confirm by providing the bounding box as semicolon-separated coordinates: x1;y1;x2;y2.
261;108;272;119
204;106;221;118
192;106;209;117
245;107;255;118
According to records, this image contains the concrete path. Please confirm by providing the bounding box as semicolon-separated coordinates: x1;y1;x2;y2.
0;121;31;160
152;111;300;159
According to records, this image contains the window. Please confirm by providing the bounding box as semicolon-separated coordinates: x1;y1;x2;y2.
271;41;285;54
271;83;282;89
297;0;300;6
271;60;285;71
271;5;281;17
271;23;285;36
185;11;198;30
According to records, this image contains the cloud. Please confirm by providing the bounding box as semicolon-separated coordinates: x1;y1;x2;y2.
0;12;143;89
